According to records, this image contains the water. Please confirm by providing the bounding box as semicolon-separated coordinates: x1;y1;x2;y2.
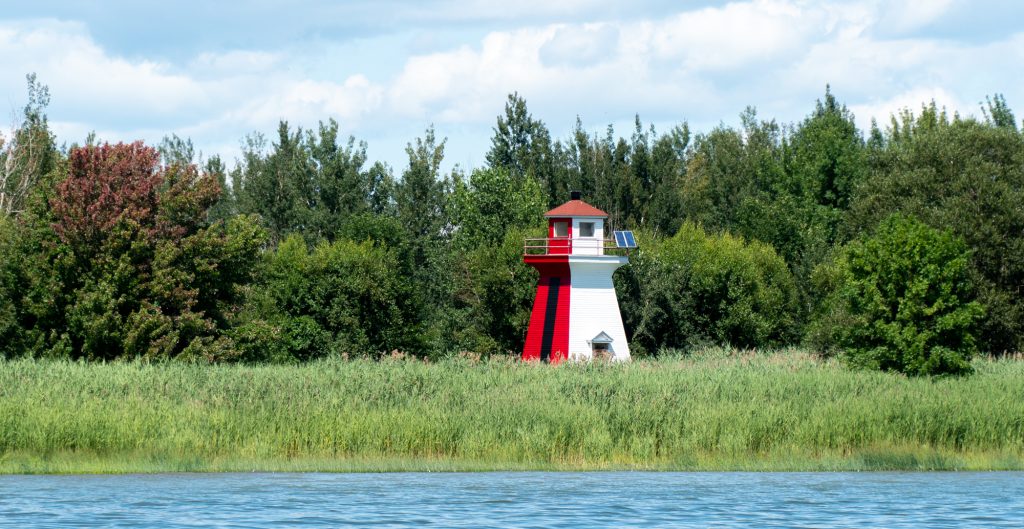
1;472;1022;528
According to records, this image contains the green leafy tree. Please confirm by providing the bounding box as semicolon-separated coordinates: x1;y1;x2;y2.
647;123;689;236
982;93;1017;131
846;103;1024;352
0;216;25;356
235;120;371;244
391;126;454;355
450;166;545;248
396;126;447;245
23;142;265;360
451;228;540;355
564;117;598;199
623;223;799;354
252;234;424;360
827;215;983;376
486;93;560;203
787;86;866;211
447;167;546;354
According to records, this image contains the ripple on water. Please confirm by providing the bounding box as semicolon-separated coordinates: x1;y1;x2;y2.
1;472;1023;528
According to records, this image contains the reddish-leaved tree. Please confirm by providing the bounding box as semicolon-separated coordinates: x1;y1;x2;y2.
51;141;162;252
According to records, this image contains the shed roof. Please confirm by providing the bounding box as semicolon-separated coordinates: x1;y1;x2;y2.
544;199;608;218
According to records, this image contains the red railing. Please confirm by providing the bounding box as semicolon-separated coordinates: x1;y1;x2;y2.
523;238;627;256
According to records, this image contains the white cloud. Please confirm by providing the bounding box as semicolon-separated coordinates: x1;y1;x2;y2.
188;50;284;77
2;1;1022;174
0;19;386;159
234;75;385;128
650;0;829;71
540;23;619;66
0;20;204;119
849;86;968;131
874;0;957;35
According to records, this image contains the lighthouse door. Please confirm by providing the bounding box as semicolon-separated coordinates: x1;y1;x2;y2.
548;220;570;255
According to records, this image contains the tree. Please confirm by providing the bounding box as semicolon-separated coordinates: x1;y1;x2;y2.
396;126;447;244
647;123;689;235
0;216;26;356
0;74;59;217
846;103;1024;353
235;120;371;244
250;234;424;360
982;94;1017;131
486;93;559;204
450;166;545;249
623;224;799;354
392;126;454;355
447;167;546;354
826;215;983;376
787;86;866;211
29;142;266;360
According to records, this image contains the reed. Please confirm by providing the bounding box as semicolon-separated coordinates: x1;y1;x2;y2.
2;348;1023;474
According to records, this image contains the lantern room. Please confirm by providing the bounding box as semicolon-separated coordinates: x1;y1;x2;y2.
543;190;608;256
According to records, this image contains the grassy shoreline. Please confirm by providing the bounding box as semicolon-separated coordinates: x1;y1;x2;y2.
2;349;1023;474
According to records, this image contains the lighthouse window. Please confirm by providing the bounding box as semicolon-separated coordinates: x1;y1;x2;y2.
553;221;568;237
579;222;595;237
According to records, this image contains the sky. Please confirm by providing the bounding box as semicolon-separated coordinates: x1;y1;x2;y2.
1;0;1023;173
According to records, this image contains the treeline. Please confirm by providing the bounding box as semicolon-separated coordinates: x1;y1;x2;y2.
1;75;1022;374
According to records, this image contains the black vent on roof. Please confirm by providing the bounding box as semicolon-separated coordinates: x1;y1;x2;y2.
570;190;582;200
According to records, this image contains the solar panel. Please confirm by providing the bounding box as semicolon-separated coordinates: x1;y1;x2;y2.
613;231;637;248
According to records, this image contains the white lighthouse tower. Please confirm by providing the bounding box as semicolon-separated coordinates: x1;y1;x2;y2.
522;192;634;363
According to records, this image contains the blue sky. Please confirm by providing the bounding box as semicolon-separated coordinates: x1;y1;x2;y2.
2;0;1022;173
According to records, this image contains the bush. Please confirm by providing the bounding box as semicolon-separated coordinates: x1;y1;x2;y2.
253;234;424;360
824;214;984;376
623;223;799;353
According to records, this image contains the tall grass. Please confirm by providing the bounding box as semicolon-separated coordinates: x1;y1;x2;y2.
2;348;1023;473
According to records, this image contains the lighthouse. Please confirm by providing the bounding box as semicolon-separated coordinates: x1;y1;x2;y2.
522;192;634;363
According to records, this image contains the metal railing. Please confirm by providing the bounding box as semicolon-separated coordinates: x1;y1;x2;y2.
523;237;628;256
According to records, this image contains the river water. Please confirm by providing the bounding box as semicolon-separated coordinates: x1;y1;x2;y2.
1;472;1022;528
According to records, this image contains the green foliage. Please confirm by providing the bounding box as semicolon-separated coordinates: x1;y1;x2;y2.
443;166;547;355
451;166;545;248
983;94;1017;131
787;86;866;211
0;217;25;357
14;142;266;360
682;95;866;327
234;120;375;244
486;93;557;201
826;215;984;376
253;234;424;360
646;123;690;235
846;104;1024;352
446;228;540;355
624;224;799;353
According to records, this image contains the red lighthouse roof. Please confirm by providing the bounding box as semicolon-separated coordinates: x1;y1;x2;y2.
544;199;608;218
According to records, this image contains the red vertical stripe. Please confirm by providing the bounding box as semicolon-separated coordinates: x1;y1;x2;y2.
522;258;571;363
